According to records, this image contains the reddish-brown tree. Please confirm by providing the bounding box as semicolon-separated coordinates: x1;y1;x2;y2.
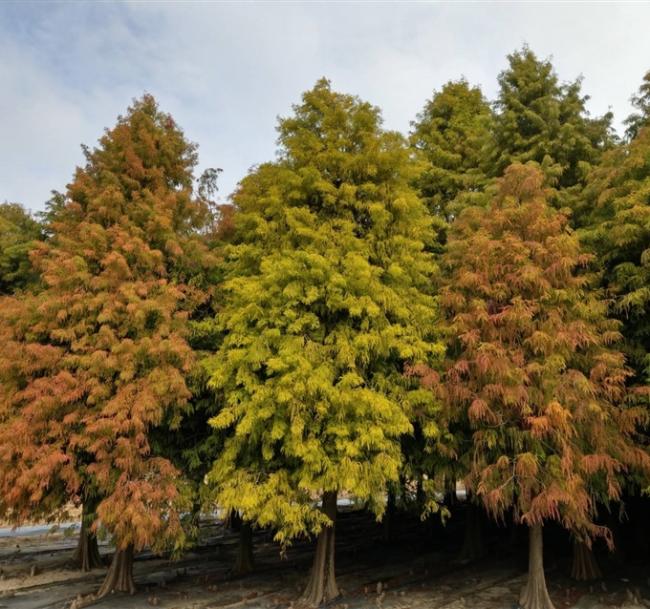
438;163;650;609
0;95;213;602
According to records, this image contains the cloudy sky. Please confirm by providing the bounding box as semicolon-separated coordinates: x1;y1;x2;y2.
2;2;650;213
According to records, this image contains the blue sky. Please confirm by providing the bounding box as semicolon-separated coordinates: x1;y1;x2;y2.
2;1;650;212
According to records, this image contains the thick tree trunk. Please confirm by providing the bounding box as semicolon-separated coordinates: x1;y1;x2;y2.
232;521;254;576
69;545;136;609
520;524;555;609
96;545;136;597
72;501;103;571
571;539;601;581
301;491;339;607
460;501;485;562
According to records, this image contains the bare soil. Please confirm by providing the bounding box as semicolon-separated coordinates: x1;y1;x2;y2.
2;508;649;609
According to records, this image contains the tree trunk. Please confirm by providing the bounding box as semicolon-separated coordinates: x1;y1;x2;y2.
232;521;254;576
520;524;555;609
383;489;396;542
460;501;485;562
571;539;601;581
228;509;242;532
189;498;202;538
72;501;103;571
69;545;136;609
416;473;425;508
445;476;457;509
301;491;339;607
96;544;136;597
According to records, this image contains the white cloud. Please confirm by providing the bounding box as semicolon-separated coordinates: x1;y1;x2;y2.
1;2;649;212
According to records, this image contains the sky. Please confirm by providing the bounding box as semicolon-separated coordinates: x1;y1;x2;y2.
2;1;650;213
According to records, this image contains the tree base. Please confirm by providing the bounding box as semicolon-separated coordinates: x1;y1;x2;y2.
72;527;103;572
97;545;136;596
70;545;136;609
70;546;136;609
72;500;104;571
571;540;601;581
519;524;555;609
301;492;340;607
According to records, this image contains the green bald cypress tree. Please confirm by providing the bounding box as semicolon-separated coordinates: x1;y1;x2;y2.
489;47;614;198
410;79;493;227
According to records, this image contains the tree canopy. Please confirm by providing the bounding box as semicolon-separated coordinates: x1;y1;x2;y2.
203;79;443;603
489;47;614;192
410;79;493;226
0;95;214;598
438;162;650;608
624;70;650;141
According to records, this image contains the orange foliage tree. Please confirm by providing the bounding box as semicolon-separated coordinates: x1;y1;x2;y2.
0;95;213;599
437;163;650;609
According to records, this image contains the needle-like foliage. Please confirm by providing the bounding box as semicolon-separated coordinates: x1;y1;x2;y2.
203;79;443;604
441;162;649;532
582;126;650;383
0;96;213;575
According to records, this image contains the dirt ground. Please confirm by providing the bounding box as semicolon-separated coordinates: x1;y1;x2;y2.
2;508;649;609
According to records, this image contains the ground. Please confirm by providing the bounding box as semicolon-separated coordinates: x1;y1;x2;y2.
2;509;649;609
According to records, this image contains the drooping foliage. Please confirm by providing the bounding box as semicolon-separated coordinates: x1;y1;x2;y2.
408;80;494;506
582;126;650;383
157;201;233;527
204;79;443;543
489;47;614;193
0;202;42;294
0;96;213;559
439;163;650;536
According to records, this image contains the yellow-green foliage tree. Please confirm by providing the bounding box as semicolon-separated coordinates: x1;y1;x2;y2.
0;95;213;601
204;80;443;606
438;163;650;609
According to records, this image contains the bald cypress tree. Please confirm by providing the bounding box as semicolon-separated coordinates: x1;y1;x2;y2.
0;95;213;603
204;79;442;606
439;163;650;609
410;79;493;228
489;47;614;199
